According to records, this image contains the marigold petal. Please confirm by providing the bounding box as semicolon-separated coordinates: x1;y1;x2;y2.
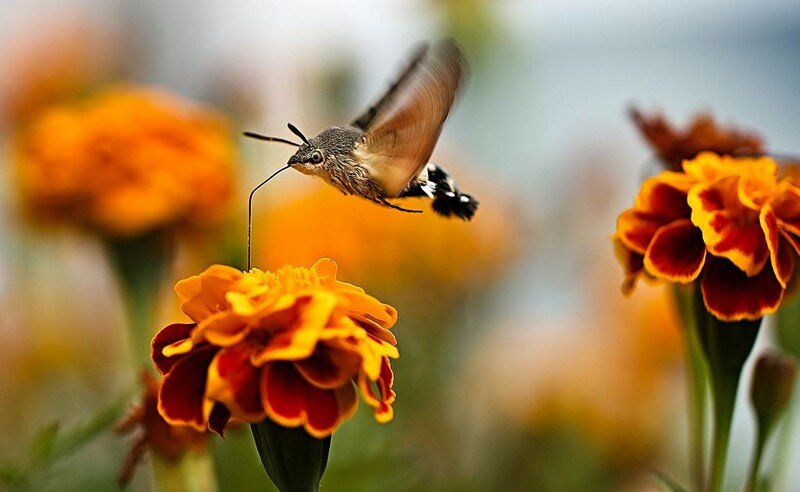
208;403;231;437
616;209;665;254
250;292;337;365
613;237;646;295
206;343;265;422
771;183;800;235
294;345;361;390
353;317;398;345
634;175;692;218
158;345;218;431
690;178;768;276
358;358;396;424
340;292;398;329
311;258;338;285
176;265;242;322
705;212;768;276
151;322;196;375
194;311;248;346
701;256;784;322
643;219;706;282
761;205;795;288
260;362;352;438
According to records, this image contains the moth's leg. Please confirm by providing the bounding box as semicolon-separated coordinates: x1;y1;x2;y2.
376;197;422;213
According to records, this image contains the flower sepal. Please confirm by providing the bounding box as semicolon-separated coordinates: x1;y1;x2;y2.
250;419;331;492
692;285;762;491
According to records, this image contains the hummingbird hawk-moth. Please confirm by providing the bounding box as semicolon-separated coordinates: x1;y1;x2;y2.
244;39;477;222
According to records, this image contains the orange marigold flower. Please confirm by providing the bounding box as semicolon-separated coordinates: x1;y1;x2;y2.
630;107;764;171
13;86;235;237
615;152;800;321
151;258;399;438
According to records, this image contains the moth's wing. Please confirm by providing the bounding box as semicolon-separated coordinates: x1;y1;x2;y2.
353;39;467;197
351;43;430;131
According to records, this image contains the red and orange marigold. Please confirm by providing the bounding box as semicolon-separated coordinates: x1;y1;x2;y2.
615;152;800;321
151;258;399;438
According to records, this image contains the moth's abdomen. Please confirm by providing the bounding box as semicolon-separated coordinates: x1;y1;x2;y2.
401;163;478;221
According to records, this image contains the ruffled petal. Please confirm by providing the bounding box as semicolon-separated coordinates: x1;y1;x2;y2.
250;292;337;365
616;209;667;254
193;311;248;346
643;219;706;282
261;362;354;438
339;292;398;329
358;358;396;424
208;403;231;437
175;265;242;322
206;343;265;422
151;322;196;375
634;175;692;218
613;237;646;295
690;177;768;276
701;256;783;322
761;205;796;288
158;345;218;431
293;344;361;389
770;183;800;235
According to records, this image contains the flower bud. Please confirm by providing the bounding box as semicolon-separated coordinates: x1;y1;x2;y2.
251;419;330;492
750;352;797;432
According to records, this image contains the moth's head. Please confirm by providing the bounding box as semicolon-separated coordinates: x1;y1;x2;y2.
287;144;326;175
282;123;328;175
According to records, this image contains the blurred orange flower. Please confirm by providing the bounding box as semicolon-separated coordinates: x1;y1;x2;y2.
151;259;399;438
616;152;800;321
115;371;208;487
0;19;121;129
255;182;520;297
630;108;764;171
13;87;235;237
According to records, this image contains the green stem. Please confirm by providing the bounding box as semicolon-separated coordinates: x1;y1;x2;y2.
771;384;798;490
692;286;761;492
106;230;173;370
152;452;218;492
673;285;708;491
708;373;738;492
745;426;768;492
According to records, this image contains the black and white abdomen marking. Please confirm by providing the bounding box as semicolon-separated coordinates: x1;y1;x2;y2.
401;163;478;220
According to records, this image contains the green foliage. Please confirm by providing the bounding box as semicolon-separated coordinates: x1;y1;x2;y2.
0;395;126;490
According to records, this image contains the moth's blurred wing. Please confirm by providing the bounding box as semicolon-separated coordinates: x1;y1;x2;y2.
353;39;467;197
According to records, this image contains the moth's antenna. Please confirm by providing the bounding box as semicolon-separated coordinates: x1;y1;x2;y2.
287;123;311;146
243;131;301;147
247;165;292;270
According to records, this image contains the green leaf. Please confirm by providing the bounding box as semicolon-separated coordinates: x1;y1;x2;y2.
649;469;688;492
30;422;61;466
0;461;30;490
43;394;125;468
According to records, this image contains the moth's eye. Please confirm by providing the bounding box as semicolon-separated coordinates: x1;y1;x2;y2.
309;151;323;164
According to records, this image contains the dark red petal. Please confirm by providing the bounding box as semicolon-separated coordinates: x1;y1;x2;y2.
261;362;343;438
158;346;218;431
294;345;361;389
617;210;665;253
643;179;692;219
644;219;706;282
701;256;784;322
206;343;264;421
208;403;231;437
151;323;196;375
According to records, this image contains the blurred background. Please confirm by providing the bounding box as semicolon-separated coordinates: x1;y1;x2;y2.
1;0;799;490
